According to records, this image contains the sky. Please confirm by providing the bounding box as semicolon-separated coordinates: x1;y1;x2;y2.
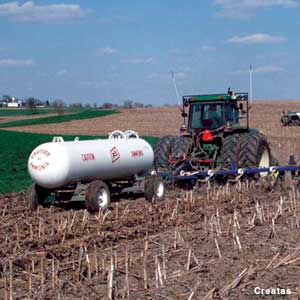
0;0;299;105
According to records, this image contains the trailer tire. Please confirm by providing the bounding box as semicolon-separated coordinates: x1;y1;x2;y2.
239;132;271;178
154;135;177;169
86;180;111;213
144;175;165;203
26;183;50;210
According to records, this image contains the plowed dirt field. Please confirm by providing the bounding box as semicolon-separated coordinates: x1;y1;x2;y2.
2;101;300;299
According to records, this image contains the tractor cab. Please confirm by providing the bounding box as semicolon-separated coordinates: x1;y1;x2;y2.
154;89;272;177
181;90;249;134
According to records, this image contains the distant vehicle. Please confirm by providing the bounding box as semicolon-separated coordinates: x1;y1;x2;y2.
281;111;300;126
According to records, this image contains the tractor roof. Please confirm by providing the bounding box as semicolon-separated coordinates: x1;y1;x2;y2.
183;94;232;102
183;92;248;102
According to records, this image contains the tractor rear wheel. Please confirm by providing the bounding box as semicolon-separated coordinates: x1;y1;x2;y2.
170;136;193;161
144;175;165;203
26;183;50;210
154;135;177;169
220;133;245;169
239;132;271;177
86;180;111;213
170;136;193;172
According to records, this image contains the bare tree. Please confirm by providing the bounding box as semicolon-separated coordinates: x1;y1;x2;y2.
102;102;113;109
69;102;82;108
26;97;38;114
134;102;144;108
52;99;65;115
123;100;133;109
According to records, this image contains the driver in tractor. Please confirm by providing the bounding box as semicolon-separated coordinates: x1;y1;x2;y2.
206;104;221;128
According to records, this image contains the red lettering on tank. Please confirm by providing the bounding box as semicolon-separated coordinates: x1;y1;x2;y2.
30;148;50;159
131;150;144;157
110;147;120;163
30;161;49;171
81;153;96;161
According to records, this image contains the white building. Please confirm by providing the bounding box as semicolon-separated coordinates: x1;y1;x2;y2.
7;102;19;108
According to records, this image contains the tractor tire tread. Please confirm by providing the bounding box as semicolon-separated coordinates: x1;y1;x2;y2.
220;133;245;169
154;135;177;169
239;132;271;169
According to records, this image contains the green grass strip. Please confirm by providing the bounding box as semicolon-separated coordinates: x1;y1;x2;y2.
0;108;80;116
0;109;117;128
0;130;158;194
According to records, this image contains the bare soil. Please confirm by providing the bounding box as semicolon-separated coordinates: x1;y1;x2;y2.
1;184;300;299
7;107;181;136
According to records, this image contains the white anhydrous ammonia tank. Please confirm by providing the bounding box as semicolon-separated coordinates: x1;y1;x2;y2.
28;130;154;189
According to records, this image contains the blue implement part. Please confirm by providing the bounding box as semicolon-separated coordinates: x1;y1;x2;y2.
156;156;300;182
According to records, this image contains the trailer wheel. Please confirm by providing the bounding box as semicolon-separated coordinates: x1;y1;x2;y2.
26;183;49;210
144;176;165;203
86;180;111;213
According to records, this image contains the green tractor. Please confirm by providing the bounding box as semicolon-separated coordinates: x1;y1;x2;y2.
154;89;276;179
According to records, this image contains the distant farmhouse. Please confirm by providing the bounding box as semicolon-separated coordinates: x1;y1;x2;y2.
0;96;24;108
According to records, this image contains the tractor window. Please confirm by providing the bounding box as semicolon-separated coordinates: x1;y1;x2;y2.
189;102;225;130
226;102;239;124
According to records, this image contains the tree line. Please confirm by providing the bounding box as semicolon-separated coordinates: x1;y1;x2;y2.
0;95;152;110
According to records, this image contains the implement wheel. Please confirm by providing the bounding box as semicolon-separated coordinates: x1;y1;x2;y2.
144;175;165;203
26;183;50;210
86;180;111;213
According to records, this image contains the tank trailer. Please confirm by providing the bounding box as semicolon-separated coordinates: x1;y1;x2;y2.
26;130;165;212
